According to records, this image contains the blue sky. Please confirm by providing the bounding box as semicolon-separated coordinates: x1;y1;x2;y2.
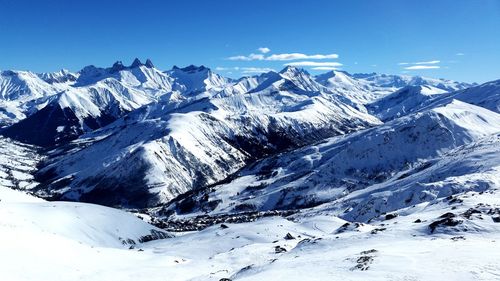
0;0;499;83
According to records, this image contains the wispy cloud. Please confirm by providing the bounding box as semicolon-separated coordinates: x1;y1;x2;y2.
215;66;243;71
399;60;440;65
266;53;339;61
399;59;441;70
414;60;440;65
404;65;440;70
456;52;465;56
311;67;340;71
284;61;343;67
215;66;274;74
227;53;265;61
228;52;339;61
257;47;270;54
241;67;275;73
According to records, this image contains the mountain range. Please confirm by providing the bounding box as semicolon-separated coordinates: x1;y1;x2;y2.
1;58;499;280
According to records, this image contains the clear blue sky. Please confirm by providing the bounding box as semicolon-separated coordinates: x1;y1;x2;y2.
0;0;499;83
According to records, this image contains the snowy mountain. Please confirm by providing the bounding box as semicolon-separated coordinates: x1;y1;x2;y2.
1;59;181;146
161;99;500;217
367;85;447;121
37;69;78;84
1;59;500;280
351;72;473;92
368;78;500;121
167;65;230;96
32;66;380;208
0;70;68;127
315;70;473;105
0;63;475;145
315;70;397;104
0;136;41;191
445;78;500;113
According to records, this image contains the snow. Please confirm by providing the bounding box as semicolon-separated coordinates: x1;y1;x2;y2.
368;85;447;120
0;136;41;190
167;65;229;96
164;99;500;218
1;62;500;280
1;187;500;280
34;65;381;207
0;70;69;127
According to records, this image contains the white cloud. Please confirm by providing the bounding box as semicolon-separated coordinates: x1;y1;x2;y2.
414;60;440;65
241;67;275;74
228;53;265;61
399;60;440;65
404;65;440;70
257;47;271;54
227;55;250;61
311;67;340;71
456;52;465;56
399;60;441;70
284;61;343;67
227;52;339;61
266;53;339;61
216;66;274;73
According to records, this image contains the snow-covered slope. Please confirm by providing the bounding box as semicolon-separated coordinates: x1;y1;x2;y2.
0;186;171;269
315;70;398;104
218;72;274;97
33;66;380;208
446;78;500;113
331;133;500;222
1;61;499;280
0;70;62;101
167;65;230;96
162;100;500;216
0;136;42;191
368;85;447;121
352;72;473;92
2;60;179;146
0;70;69;127
315;71;472;105
368;78;500;121
37;69;78;84
2;187;500;281
75;59;176;94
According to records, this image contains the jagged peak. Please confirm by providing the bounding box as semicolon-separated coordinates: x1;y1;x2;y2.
130;58;143;68
177;65;210;73
279;66;309;76
145;59;154;68
110;61;126;73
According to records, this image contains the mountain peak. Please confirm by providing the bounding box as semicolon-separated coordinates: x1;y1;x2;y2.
110;61;125;73
279;66;309;77
145;59;154;68
130;58;143;68
179;65;209;73
279;65;298;73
